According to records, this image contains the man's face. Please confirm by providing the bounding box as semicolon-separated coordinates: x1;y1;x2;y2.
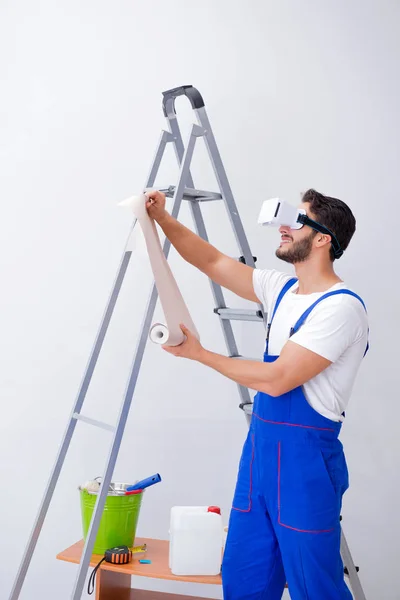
275;202;316;264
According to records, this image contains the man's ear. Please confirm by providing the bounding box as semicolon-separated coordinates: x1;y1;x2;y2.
315;233;331;248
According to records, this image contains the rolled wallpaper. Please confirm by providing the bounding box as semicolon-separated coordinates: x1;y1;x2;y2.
120;194;199;346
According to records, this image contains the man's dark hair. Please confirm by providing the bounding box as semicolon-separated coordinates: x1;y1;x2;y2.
301;189;356;261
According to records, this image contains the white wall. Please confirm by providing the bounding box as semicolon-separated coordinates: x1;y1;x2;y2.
1;1;399;598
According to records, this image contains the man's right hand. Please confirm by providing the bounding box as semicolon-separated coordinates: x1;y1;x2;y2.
144;188;258;303
145;190;168;224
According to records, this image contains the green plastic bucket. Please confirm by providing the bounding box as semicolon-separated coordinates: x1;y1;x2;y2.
80;482;143;554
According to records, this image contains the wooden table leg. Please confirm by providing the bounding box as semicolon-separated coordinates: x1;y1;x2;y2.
96;569;132;600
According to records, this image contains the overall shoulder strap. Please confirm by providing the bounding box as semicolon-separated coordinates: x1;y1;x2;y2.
269;277;298;326
264;277;297;355
290;289;369;356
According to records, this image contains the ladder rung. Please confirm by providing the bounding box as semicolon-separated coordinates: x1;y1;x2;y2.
72;413;115;432
214;308;264;322
146;185;222;202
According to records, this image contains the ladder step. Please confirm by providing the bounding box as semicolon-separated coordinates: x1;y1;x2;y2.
344;566;360;576
72;413;115;433
214;308;264;322
239;403;254;415
231;355;262;362
146;185;222;202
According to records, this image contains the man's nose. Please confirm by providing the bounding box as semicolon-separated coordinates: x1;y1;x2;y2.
279;225;290;234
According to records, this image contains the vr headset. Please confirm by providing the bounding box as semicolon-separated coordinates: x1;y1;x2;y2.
258;198;343;259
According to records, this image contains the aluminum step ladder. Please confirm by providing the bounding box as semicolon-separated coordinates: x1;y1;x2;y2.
8;85;367;600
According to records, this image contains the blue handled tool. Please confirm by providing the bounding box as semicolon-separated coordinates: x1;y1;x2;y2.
126;473;161;492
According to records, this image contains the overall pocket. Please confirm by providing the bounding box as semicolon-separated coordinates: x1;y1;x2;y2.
278;441;341;533
232;432;255;512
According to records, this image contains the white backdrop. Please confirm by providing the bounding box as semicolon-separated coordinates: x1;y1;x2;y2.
1;1;399;599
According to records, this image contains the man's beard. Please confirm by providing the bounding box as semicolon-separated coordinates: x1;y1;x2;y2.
275;231;316;264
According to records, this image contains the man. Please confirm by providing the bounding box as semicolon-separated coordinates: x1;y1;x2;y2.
145;188;368;600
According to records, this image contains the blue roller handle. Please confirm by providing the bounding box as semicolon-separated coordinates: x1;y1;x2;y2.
126;473;161;492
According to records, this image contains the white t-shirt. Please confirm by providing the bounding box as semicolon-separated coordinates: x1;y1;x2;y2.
252;269;369;422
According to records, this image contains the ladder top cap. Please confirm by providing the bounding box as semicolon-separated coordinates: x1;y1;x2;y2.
162;85;205;116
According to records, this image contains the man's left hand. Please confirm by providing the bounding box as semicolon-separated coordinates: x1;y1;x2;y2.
162;324;204;361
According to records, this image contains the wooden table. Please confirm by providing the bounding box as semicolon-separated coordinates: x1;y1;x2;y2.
57;538;222;600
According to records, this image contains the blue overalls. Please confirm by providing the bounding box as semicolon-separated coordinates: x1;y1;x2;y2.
222;279;368;600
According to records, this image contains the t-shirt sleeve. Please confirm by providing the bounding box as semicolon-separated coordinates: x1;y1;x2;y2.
289;297;368;362
252;268;295;314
